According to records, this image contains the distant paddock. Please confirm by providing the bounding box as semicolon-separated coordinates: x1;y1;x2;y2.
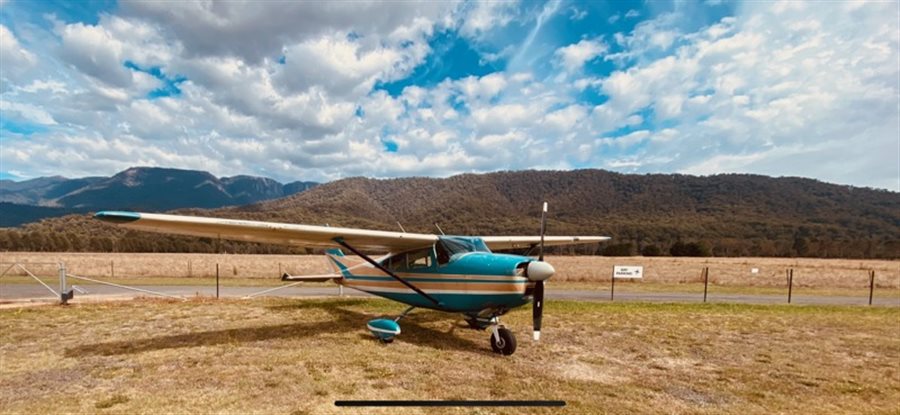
1;252;897;290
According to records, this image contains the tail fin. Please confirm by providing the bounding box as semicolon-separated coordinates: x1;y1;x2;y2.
325;248;357;277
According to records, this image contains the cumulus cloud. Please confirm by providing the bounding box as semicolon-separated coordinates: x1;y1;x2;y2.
555;38;608;72
590;2;900;188
119;1;456;63
459;0;519;39
275;33;420;98
0;1;897;190
0;25;37;84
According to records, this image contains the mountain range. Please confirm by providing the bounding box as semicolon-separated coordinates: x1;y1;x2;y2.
2;169;897;258
0;167;318;227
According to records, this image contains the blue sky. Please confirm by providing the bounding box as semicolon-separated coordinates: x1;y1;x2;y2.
0;0;897;190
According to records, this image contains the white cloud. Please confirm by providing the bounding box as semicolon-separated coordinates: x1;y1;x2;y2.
57;22;132;87
18;79;66;94
0;1;897;190
277;34;406;97
0;25;38;84
120;1;456;63
602;2;900;188
460;0;519;39
459;72;507;102
569;7;587;21
0;100;56;125
555;38;608;72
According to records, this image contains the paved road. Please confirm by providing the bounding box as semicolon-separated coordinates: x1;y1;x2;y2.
2;282;897;306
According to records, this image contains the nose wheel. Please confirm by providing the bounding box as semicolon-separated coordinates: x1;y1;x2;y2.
490;326;517;355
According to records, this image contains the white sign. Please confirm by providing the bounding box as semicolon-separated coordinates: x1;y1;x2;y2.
613;265;644;279
750;268;759;274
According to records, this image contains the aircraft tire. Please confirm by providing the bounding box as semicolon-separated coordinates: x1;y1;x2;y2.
490;327;517;355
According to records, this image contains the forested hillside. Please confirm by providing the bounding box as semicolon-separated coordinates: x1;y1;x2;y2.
1;170;897;258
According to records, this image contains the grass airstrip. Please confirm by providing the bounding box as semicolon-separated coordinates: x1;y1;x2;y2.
1;297;898;414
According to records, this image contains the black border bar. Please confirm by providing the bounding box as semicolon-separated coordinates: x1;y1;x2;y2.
335;400;565;407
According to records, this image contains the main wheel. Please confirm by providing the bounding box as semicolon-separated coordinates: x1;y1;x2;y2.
490;327;517;355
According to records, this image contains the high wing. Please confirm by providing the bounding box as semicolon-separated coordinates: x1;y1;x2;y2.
480;236;610;251
94;211;610;253
94;211;437;252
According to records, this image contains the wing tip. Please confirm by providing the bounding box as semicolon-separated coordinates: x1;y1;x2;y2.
94;211;141;224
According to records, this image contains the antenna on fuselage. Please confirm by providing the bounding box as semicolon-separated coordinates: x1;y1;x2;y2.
434;223;445;235
396;221;406;233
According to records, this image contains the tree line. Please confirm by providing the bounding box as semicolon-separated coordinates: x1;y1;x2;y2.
1;169;897;258
1;225;896;258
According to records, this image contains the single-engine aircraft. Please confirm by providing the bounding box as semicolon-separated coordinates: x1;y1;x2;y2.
94;204;609;355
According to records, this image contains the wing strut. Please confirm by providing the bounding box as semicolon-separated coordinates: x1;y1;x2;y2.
333;238;442;307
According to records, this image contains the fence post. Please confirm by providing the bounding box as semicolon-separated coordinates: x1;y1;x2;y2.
610;269;616;301
188;260;192;278
216;263;220;299
787;268;794;304
59;262;68;305
868;270;875;306
702;267;710;303
110;260;115;279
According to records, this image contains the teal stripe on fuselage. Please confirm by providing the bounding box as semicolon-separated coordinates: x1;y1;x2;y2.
365;291;530;312
344;274;523;284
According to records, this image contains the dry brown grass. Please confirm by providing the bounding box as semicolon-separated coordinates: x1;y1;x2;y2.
1;298;898;414
1;252;897;290
0;252;328;280
548;256;900;289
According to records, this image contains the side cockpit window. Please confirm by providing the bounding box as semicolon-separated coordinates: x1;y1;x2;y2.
385;247;434;271
435;241;451;265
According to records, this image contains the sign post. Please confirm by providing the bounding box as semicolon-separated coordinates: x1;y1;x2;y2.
610;269;615;301
611;266;644;301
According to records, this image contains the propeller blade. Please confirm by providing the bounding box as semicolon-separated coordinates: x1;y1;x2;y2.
533;280;544;341
539;201;547;261
535;201;547;341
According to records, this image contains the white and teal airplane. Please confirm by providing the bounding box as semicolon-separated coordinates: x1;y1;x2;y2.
95;204;609;355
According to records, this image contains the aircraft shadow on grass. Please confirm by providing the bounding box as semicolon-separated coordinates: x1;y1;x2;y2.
64;298;488;358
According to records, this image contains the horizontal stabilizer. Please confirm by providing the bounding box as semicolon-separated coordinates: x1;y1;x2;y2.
281;273;342;282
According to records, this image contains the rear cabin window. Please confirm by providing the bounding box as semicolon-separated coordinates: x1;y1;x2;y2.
385;247;433;271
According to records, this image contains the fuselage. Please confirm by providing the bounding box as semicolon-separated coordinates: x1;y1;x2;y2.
327;236;535;313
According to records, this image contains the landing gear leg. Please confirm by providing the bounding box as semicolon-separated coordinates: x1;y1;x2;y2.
394;306;416;322
489;318;517;355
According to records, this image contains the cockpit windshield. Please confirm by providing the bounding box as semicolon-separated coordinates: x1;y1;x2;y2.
438;236;491;255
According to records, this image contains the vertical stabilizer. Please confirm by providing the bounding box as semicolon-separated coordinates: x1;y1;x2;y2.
325;248;360;277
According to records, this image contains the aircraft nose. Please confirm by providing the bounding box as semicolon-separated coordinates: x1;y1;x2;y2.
526;261;555;281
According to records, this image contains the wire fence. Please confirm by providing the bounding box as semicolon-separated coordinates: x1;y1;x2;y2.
1;253;898;306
